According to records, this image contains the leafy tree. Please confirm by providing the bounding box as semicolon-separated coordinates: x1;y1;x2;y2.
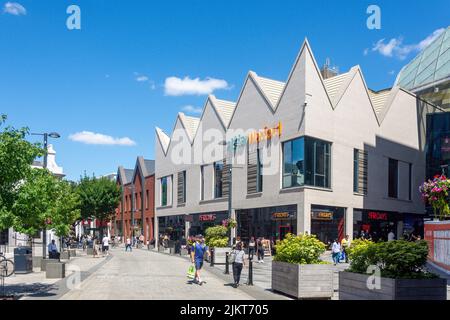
0;115;44;229
10;169;80;238
76;175;121;238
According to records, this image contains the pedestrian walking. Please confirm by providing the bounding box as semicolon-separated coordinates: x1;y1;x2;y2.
248;237;256;258
256;238;265;263
102;234;110;256
231;242;246;288
340;235;350;263
125;237;132;252
332;239;341;265
190;235;210;285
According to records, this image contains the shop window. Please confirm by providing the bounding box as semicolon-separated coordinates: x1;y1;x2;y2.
161;176;168;206
200;165;205;201
353;149;368;194
214;161;224;198
248;145;263;194
388;158;398;198
177;171;186;204
282;136;331;189
408;163;412;201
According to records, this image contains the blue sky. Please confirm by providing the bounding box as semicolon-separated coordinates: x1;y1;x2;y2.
1;0;449;181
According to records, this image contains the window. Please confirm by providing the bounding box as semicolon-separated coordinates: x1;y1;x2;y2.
177;171;186;204
161;177;168;206
353;149;368;194
248;146;263;193
200;165;205;200
214;161;224;198
388;158;398;198
282;137;331;189
146;190;149;209
408;163;412;201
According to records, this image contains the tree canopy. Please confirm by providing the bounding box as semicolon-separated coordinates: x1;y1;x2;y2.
10;168;80;237
76;175;121;232
0;115;44;230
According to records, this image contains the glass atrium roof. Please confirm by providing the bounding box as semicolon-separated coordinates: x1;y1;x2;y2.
395;26;450;91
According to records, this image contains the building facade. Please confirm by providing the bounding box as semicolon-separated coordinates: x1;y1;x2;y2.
154;39;438;247
113;157;155;242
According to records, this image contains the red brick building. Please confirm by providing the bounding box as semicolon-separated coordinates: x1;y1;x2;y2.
113;157;155;242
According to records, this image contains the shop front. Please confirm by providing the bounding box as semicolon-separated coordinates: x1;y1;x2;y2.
187;212;229;237
158;215;185;241
310;205;345;246
353;209;401;241
236;205;297;244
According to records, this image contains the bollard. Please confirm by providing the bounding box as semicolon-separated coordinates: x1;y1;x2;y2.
246;258;254;286
210;248;215;267
224;252;230;274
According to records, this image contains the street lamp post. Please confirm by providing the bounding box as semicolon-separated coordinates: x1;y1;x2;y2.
31;132;61;259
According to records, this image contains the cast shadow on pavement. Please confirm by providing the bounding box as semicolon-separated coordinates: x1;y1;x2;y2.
4;282;57;298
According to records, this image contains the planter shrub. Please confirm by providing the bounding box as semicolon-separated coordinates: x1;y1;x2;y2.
340;240;446;300
272;233;333;299
348;240;437;279
205;225;229;248
274;233;327;265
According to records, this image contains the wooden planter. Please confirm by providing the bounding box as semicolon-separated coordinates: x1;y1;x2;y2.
272;261;334;299
339;271;447;300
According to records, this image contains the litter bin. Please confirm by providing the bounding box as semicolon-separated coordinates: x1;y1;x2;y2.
14;247;33;274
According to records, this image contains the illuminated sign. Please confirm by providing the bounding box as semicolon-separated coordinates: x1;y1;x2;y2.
227;122;283;152
368;211;388;221
272;212;291;220
248;122;283;145
311;211;333;220
199;214;216;222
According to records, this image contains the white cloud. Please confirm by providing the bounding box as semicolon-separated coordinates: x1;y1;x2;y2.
164;76;229;96
388;70;395;75
3;2;26;15
370;28;445;60
363;48;369;56
69;131;136;146
182;105;203;114
136;75;149;82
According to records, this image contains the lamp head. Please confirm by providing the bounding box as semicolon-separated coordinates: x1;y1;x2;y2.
48;132;61;139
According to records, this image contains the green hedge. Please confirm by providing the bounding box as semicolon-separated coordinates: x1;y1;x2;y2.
274;233;327;265
205;225;229;248
348;240;437;279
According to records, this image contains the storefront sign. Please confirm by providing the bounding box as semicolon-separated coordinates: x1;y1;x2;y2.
368;211;388;221
248;122;283;144
311;211;333;220
199;214;216;222
272;212;291;220
227;122;283;152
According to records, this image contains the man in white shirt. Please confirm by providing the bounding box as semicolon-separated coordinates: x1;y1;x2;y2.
102;235;110;255
331;239;341;266
388;231;395;241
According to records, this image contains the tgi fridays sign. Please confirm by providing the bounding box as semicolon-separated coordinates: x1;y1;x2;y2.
199;214;216;222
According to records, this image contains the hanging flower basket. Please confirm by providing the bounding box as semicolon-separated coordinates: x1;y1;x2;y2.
419;174;450;220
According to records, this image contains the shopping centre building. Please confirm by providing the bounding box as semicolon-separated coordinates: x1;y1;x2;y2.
154;39;439;247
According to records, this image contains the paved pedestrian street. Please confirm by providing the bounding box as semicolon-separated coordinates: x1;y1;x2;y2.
59;248;255;300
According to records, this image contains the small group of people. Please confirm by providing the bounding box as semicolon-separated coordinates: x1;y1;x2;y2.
247;237;267;264
331;235;351;265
